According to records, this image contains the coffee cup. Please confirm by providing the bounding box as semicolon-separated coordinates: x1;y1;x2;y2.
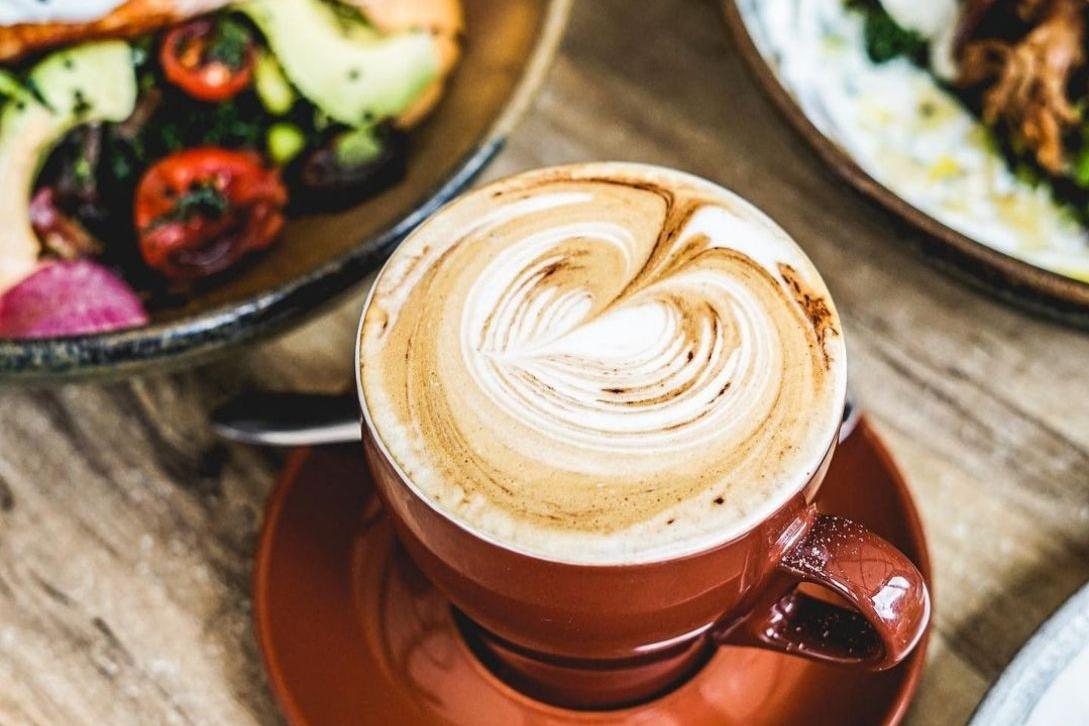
355;163;929;709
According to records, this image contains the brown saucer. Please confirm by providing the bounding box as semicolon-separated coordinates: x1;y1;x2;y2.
254;418;932;725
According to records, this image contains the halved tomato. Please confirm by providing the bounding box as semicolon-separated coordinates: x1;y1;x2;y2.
135;148;287;280
160;18;255;102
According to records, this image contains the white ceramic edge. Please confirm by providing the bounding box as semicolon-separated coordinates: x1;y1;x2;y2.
969;580;1089;725
726;0;1089;310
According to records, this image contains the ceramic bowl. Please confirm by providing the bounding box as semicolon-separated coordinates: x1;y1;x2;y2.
0;0;571;384
722;0;1089;328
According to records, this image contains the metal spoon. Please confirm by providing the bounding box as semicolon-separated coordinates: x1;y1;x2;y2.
210;391;360;446
212;391;861;447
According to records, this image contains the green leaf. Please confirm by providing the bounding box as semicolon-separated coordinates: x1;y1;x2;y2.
848;1;927;64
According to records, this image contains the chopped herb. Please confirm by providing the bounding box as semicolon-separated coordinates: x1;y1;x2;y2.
203;99;265;146
1075;148;1089;188
110;151;133;181
154;182;230;226
321;0;372;34
23;77;51;111
206;17;252;70
71;90;92;117
865;12;925;63
848;0;927;65
1015;163;1041;188
72;156;93;185
159;121;184;152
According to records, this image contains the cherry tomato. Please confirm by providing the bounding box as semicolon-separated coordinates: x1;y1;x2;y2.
160;18;255;102
135;148;287;281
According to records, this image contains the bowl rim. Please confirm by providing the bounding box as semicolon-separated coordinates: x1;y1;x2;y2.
0;0;574;383
720;0;1089;328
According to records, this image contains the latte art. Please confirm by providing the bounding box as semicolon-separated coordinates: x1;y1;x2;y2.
359;164;847;563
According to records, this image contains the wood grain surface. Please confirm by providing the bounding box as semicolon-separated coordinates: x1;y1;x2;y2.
2;1;1088;724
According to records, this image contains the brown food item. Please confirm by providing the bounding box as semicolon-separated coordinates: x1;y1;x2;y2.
957;0;1088;172
0;1;230;62
29;187;103;260
0;0;462;129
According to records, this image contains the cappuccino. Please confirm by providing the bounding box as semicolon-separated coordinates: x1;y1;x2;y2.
358;164;847;563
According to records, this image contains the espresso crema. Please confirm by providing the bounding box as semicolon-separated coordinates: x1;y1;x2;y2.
358;164;847;563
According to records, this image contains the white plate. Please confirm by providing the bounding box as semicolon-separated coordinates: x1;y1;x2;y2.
970;582;1089;725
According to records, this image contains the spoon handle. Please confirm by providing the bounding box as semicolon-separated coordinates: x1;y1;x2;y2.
212;391;860;448
211;392;360;447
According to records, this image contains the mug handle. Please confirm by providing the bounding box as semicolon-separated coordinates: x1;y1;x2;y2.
714;507;930;670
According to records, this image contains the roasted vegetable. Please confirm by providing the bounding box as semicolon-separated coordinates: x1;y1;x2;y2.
287;124;406;211
134;147;286;280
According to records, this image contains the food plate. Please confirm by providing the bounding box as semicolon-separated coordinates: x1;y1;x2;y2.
0;0;570;383
722;0;1089;328
970;581;1089;725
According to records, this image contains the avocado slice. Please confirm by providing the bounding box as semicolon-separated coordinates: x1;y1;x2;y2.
0;70;23;102
237;0;439;128
0;41;136;291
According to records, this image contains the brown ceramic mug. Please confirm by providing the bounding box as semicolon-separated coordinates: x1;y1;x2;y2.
355;164;930;710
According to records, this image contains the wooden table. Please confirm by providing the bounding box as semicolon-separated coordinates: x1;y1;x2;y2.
3;1;1089;723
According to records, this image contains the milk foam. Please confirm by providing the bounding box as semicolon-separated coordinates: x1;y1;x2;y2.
358;163;847;564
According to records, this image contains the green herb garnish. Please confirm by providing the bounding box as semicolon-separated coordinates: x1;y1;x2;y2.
71;89;92;118
204;99;265;146
154;182;230;227
1074;149;1089;188
848;0;927;65
206;17;252;70
72;155;94;186
23;77;52;111
177;183;229;219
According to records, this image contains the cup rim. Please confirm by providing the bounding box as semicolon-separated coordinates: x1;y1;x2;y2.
354;162;849;568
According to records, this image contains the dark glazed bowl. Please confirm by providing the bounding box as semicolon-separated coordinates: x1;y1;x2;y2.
0;0;571;385
722;1;1089;329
